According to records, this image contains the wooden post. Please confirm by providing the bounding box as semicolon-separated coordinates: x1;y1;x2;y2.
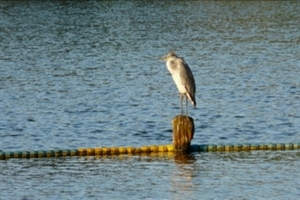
172;115;194;152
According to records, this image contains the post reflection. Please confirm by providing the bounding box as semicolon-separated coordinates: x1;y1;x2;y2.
171;152;197;199
174;152;196;164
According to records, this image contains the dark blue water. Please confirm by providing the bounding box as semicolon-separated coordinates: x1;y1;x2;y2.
0;1;300;199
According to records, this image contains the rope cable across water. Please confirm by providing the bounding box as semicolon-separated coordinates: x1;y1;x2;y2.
1;143;300;160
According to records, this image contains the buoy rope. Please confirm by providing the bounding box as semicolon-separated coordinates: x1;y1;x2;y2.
0;143;299;160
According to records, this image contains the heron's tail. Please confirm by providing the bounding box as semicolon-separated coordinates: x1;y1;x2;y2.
186;93;196;108
192;98;196;108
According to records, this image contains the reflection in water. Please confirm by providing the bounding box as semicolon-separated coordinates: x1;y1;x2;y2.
174;152;196;164
171;153;197;200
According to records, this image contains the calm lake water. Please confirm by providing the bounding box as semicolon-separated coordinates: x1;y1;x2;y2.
0;0;300;199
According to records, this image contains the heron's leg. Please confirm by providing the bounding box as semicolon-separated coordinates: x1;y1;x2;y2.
180;94;183;115
186;96;188;116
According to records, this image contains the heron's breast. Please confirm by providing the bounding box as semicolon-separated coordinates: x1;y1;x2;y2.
172;75;187;94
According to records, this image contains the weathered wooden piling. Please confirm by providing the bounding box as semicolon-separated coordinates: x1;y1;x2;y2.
172;115;194;152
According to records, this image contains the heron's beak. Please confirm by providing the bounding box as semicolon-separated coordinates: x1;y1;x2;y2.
159;56;167;61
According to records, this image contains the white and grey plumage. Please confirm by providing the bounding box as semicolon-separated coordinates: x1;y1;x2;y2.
161;51;196;115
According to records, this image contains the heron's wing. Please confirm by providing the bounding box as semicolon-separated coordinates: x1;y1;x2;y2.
179;60;196;92
179;59;196;106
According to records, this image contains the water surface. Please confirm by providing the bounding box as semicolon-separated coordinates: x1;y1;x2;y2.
0;1;300;199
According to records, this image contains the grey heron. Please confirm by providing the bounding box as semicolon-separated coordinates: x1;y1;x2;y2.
161;51;196;115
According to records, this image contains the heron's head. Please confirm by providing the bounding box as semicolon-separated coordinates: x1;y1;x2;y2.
159;51;178;61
